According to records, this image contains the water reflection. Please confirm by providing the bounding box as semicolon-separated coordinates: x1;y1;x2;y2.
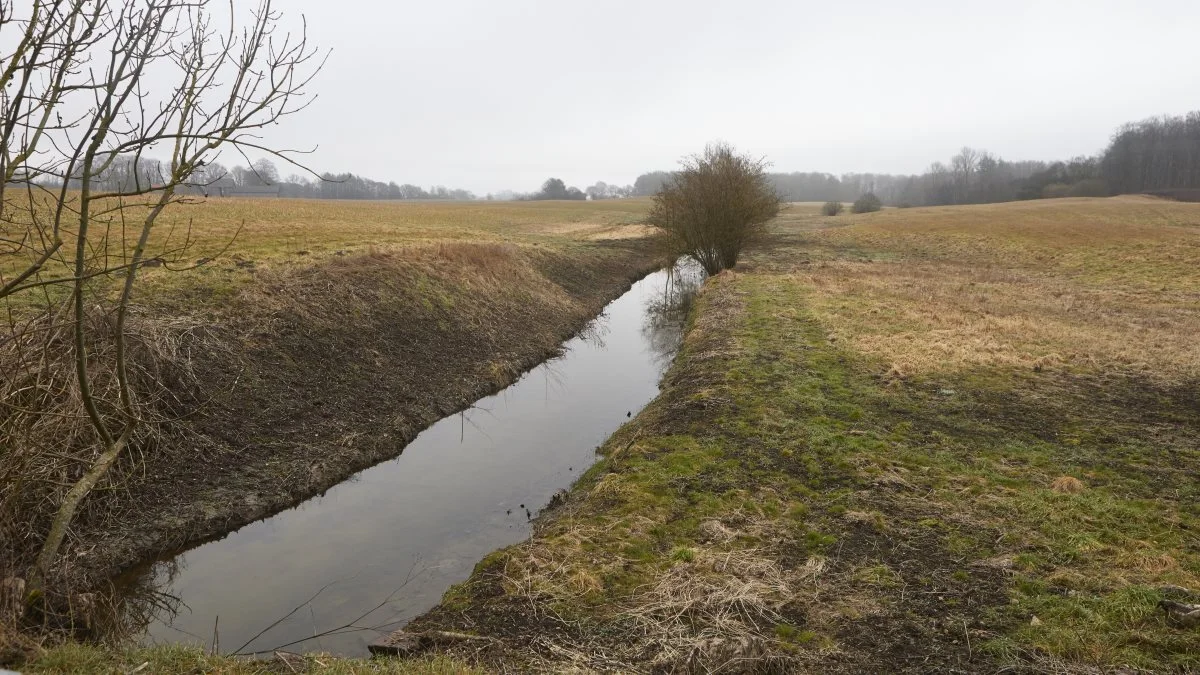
575;308;611;350
643;259;705;372
102;262;705;656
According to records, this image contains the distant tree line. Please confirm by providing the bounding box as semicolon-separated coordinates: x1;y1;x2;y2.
50;110;1200;205
585;180;635;200
190;161;478;200
635;155;1103;207
503;177;636;201
532;177;585;200
45;158;480;201
1102;111;1200;195
633;110;1200;207
53;161;645;202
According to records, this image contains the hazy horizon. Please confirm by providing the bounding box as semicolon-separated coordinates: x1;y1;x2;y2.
237;0;1200;194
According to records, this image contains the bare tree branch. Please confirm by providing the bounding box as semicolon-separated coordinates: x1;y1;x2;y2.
0;0;324;600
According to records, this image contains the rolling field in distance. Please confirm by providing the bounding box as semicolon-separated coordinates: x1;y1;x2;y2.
1;196;656;310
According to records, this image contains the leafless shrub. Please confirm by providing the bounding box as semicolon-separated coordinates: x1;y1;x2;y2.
647;143;781;275
821;201;844;216
851;192;882;213
0;304;221;586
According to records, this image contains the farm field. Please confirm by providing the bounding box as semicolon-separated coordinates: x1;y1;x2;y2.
1;196;653;308
12;195;1200;673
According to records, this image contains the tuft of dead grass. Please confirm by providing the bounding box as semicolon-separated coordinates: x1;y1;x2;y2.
698;519;738;543
622;547;817;672
0;303;219;594
1050;477;1086;494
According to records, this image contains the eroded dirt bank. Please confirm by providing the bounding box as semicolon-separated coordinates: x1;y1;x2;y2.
31;240;659;596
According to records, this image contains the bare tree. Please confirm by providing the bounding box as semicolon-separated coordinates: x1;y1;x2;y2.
647;143;781;275
1102;111;1200;194
951;146;980;203
586;181;610;200
0;0;324;600
249;158;281;185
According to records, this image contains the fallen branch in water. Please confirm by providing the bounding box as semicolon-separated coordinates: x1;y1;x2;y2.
233;561;424;656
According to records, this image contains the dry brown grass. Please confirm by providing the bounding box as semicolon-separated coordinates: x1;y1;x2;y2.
790;196;1200;385
0;197;653;308
486;510;828;672
132;197;650;258
0;303;219;589
585;224;656;240
1050;477;1086;494
623;547;817;672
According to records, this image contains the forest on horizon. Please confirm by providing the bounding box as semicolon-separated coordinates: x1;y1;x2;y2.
47;111;1200;207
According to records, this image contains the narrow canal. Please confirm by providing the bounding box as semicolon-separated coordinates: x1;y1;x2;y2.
115;263;702;656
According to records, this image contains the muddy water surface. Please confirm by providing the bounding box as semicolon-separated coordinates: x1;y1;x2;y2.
118;264;701;656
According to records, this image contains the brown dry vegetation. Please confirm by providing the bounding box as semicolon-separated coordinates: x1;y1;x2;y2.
804;196;1200;382
1;197;659;653
401;196;1200;673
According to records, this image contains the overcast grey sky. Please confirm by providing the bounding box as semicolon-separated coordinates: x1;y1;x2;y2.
257;0;1200;194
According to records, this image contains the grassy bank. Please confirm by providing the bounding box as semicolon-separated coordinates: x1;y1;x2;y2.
1;198;658;656
390;196;1200;672
16;642;479;674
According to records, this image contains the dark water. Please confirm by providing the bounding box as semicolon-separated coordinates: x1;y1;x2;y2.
116;263;702;657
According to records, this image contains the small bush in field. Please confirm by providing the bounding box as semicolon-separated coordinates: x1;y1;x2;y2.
851;192;882;213
821;201;844;216
1042;183;1071;199
647;143;781;275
